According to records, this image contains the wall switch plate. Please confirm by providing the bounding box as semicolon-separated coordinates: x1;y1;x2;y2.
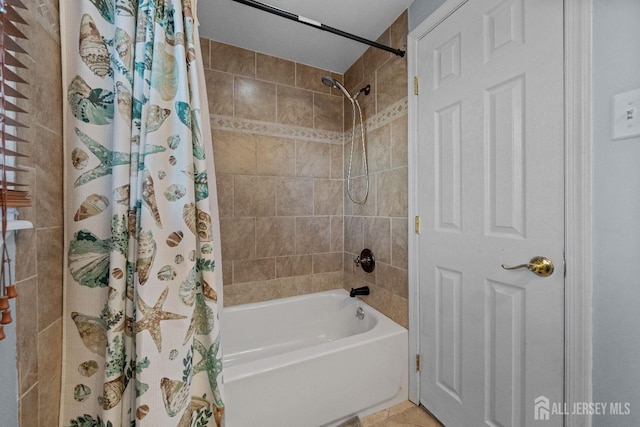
612;88;640;140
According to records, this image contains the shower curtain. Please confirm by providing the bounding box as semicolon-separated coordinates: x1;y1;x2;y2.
60;1;224;425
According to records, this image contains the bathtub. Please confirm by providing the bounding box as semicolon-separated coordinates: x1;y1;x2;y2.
222;289;408;427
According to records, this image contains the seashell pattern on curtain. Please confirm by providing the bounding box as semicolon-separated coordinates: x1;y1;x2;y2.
60;0;224;425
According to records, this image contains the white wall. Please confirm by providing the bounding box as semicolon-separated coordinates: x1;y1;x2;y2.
408;0;446;31
0;302;18;427
0;232;19;426
592;1;640;425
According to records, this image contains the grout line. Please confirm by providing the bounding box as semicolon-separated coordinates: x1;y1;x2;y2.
253;51;257;78
34;225;63;231
253;217;257;259
15;274;37;284
19;381;38;400
231;75;235;117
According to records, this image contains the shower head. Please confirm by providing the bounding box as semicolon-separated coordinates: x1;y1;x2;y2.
321;75;337;88
321;75;353;102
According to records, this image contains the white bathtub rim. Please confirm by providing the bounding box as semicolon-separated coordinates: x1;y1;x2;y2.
222;288;361;314
221;289;407;383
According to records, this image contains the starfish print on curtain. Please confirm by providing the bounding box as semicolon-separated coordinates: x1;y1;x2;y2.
136;287;187;352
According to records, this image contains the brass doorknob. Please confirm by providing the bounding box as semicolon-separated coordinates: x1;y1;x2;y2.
501;256;554;277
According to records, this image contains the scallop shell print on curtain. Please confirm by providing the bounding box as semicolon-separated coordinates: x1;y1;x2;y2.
61;1;224;425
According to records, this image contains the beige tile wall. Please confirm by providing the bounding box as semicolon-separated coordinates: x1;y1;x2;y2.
14;0;64;425
342;12;410;328
204;40;347;306
203;11;409;325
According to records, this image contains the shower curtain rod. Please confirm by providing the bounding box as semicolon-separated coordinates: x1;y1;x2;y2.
229;0;406;58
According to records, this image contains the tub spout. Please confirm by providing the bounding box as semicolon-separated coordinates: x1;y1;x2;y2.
350;286;370;297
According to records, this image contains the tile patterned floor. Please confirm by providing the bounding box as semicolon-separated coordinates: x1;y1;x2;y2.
361;401;444;427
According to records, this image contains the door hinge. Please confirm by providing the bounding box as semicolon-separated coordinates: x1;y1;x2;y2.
416;354;421;371
414;76;419;95
415;215;421;234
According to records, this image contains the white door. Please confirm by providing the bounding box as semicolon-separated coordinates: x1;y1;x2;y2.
415;0;564;426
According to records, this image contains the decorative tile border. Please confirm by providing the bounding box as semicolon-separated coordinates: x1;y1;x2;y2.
365;96;409;133
210;96;408;144
210;115;345;144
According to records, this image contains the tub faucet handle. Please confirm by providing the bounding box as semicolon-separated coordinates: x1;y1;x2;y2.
354;248;375;273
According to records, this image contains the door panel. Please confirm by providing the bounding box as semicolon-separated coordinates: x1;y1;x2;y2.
435;266;463;401
485;75;526;238
485;279;526;426
434;102;462;232
416;0;565;426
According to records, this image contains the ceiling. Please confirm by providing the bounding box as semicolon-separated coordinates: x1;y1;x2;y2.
197;0;414;74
